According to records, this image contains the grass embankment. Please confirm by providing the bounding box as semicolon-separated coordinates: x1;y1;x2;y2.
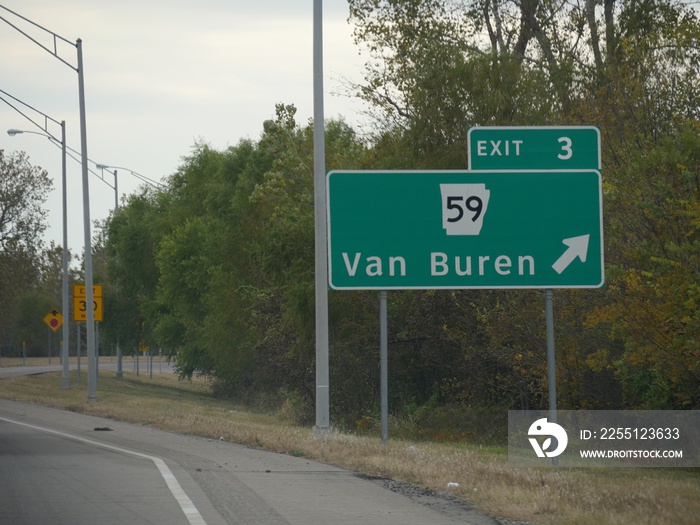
0;363;698;525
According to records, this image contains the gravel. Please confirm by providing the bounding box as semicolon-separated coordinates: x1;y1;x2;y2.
357;474;533;525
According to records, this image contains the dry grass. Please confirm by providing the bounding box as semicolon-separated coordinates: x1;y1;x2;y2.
1;365;698;525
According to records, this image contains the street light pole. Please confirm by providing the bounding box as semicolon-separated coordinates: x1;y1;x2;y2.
0;4;96;402
95;162;160;380
59;120;69;389
113;169;118;211
96;166;120;379
313;0;330;434
7;125;70;390
76;38;97;403
96;164;162;190
95;165;118;211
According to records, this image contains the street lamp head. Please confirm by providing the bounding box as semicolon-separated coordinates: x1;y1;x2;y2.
7;129;24;136
95;163;109;169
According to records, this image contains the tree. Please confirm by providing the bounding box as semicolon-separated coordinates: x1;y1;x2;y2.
0;150;52;350
348;0;700;414
0;150;52;252
0;244;39;352
102;0;700;426
585;122;700;408
349;0;700;135
103;191;162;356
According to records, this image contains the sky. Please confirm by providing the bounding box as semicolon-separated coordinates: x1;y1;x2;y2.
0;0;367;258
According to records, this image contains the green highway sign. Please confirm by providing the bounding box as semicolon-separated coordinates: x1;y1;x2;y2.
327;170;604;290
468;126;601;171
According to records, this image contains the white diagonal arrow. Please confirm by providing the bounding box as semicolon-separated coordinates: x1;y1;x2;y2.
552;235;590;274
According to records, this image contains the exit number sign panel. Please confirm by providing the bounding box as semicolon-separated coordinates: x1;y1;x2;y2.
468;126;601;171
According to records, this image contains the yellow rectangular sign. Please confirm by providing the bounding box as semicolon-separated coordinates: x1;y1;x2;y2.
73;284;104;322
73;284;102;298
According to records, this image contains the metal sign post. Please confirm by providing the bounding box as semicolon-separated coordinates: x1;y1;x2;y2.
468;126;602;465
380;291;388;444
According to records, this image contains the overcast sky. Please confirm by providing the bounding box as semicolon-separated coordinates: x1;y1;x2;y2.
0;0;366;256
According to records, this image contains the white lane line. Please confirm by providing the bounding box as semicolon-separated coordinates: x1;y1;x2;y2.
0;416;207;525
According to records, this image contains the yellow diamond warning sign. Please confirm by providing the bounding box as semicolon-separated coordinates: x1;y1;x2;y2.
43;309;63;332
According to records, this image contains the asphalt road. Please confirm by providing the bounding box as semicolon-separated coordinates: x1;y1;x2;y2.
0;411;194;525
0;359;176;379
0;372;500;525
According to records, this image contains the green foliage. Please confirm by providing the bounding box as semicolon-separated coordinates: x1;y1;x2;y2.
586;121;700;408
16;293;55;357
346;0;700;415
103;105;371;416
102;191;159;351
0;150;52;252
0;150;59;353
99;0;700;431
